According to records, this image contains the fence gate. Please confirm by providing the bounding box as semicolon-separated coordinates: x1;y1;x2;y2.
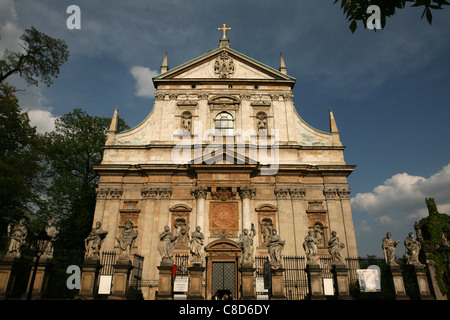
283;256;309;300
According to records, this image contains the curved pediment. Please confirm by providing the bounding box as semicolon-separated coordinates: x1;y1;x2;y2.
208;95;240;106
205;239;240;252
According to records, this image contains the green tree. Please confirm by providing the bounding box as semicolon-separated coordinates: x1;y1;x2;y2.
0;84;44;249
333;0;449;33
0;26;69;87
41;108;128;249
418;198;450;295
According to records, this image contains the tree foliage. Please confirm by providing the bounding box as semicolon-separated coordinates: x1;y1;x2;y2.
333;0;450;33
0;84;44;248
41;108;128;249
0;26;69;87
419;198;450;295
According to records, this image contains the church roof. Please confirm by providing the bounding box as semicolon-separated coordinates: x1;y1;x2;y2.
152;45;296;86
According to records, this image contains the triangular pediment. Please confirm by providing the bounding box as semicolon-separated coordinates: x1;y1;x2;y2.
189;147;259;166
153;47;295;83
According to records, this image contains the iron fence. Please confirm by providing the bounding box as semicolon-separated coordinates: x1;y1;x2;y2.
283;256;309;300
255;255;422;300
174;254;189;276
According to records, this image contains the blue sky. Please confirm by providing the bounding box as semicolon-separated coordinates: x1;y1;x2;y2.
2;0;450;257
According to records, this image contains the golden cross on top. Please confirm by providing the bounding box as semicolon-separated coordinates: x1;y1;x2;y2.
218;23;231;38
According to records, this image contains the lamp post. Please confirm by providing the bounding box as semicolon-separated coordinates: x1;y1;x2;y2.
26;229;50;300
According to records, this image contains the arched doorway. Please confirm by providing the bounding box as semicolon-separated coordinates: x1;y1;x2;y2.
205;239;241;300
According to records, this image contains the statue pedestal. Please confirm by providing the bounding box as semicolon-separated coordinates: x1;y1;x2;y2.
306;263;324;300
332;264;351;300
109;258;133;300
270;266;287;300
412;264;434;300
0;257;21;299
239;263;256;300
156;262;174;300
188;264;204;300
25;257;53;300
76;258;102;300
389;264;409;300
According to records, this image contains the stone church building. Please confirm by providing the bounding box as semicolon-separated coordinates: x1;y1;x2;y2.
91;29;358;300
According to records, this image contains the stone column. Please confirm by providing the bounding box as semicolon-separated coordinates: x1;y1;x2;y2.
270;268;287;300
156;262;174;300
159;187;172;229
25;258;53;300
109;259;133;300
239;186;255;231
76;259;102;300
0;257;21;299
332;264;352;300
103;187;123;251
191;186;207;232
93;187;109;223
239;264;256;300
188;265;205;300
337;188;358;258
389;264;409;300
289;188;307;255
306;264;324;300
412;264;434;300
140;187;159;296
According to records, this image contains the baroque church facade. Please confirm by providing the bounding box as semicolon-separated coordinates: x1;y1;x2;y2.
91;29;358;300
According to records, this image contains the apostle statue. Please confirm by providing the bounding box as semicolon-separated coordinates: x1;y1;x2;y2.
404;232;423;266
174;219;189;246
328;231;346;265
158;225;178;264
313;224;324;247
42;219;59;260
181;112;192;133
382;232;400;265
267;229;285;267
237;223;256;266
303;230;319;265
6;218;28;258
84;221;108;260
190;226;205;264
116;221;138;260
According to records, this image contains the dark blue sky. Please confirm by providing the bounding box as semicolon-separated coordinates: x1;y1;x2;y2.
2;0;450;256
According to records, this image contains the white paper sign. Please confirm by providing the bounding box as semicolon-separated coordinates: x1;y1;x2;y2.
323;278;334;296
98;275;112;294
173;276;189;292
357;268;380;292
255;277;268;293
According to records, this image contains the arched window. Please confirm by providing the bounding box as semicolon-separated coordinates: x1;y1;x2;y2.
215;112;234;136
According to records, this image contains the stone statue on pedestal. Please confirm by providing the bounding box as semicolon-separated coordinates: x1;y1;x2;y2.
190;226;205;264
84;221;108;260
158;225;178;264
237;223;256;266
116;221;137;260
328;231;346;265
303;230;319;265
6;218;27;258
42;219;59;260
404;232;423;266
382;232;400;265
267;229;285;267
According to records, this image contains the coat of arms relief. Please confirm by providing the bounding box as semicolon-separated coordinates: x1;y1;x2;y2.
214;51;235;78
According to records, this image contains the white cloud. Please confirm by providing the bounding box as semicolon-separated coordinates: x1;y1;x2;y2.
351;164;450;226
26;109;58;134
130;66;159;98
0;0;24;55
